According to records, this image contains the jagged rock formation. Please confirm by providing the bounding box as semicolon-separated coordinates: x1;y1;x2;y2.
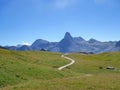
5;32;119;53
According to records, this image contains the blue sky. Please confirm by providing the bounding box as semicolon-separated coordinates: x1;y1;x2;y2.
0;0;120;46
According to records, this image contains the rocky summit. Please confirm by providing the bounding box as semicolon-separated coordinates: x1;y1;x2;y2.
5;32;119;53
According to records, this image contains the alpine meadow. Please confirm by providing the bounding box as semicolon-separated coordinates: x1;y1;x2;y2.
0;0;120;90
0;48;120;90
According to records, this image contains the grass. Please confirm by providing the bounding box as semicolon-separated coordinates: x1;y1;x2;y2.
67;52;120;74
0;49;71;88
0;49;120;90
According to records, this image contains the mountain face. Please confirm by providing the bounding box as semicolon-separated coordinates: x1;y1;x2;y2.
74;37;85;43
17;45;32;51
49;32;117;53
56;32;76;52
88;38;100;43
111;41;120;51
5;46;17;50
31;39;50;50
5;32;119;53
115;41;120;47
31;39;58;50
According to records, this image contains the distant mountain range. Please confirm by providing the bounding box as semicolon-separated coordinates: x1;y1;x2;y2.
3;32;120;53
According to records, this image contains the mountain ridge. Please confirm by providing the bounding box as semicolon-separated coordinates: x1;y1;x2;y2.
5;32;119;53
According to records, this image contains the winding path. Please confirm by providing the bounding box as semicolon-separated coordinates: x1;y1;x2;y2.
58;55;75;70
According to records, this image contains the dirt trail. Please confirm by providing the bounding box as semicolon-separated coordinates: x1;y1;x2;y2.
58;55;75;70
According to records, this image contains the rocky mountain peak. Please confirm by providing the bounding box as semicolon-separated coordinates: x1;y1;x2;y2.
64;32;73;40
88;38;99;43
74;37;85;42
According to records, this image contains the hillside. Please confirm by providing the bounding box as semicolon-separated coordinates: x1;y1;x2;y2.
0;49;120;90
0;49;71;88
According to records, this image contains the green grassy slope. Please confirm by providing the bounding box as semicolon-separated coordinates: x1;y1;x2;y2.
0;49;71;88
67;52;120;74
0;49;120;90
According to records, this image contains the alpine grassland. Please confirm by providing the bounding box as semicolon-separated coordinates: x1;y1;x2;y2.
0;49;120;90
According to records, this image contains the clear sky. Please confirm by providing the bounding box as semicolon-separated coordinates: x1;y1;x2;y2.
0;0;120;46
